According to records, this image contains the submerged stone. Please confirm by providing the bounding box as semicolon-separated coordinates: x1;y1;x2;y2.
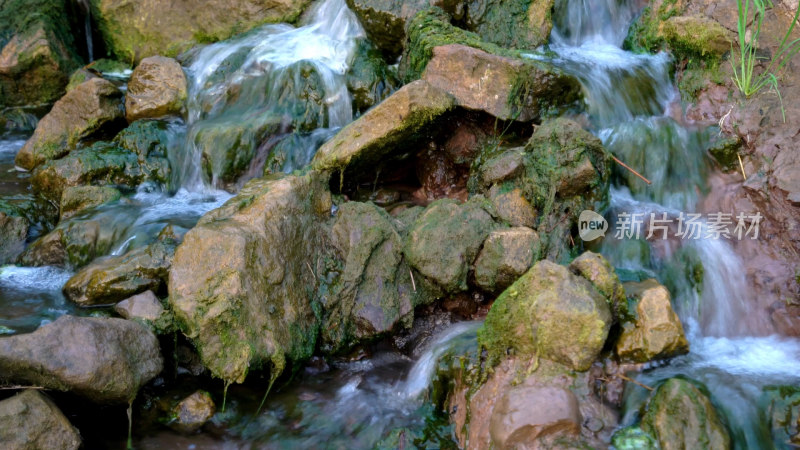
0;390;81;450
641;378;731;450
15;78;125;170
0;315;163;404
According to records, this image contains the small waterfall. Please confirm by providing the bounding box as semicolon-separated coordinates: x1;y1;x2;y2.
76;0;94;61
179;0;364;191
547;1;798;447
400;321;482;398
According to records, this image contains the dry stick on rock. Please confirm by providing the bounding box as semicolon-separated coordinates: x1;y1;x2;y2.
618;373;654;391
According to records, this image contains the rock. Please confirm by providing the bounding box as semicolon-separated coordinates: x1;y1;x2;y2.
659;16;733;59
0;390;81;450
192;113;283;188
487;185;537;228
19;217;117;268
60;185;121;220
170;390;215;433
439;353;617;449
479;148;525;187
65;67;99;92
312;79;455;177
322;201;424;352
625;2;733;60
125;56;187;122
474;227;541;294
169;173;331;384
115;291;165;322
423;44;577;122
0;0;82;108
0;315;163;404
707;135;743;172
478;260;612;371
91;0;311;62
641;378;731;450
464;0;555;50
31;142;155;203
63;240;174;306
345;0;458;59
15;78;125;170
569;251;628;322
346;39;400;114
404;198;496;293
0;203;28;265
616;279;689;363
489;385;581;448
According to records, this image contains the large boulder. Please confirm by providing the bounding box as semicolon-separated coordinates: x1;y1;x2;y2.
489;385;581;448
422;44;579;122
404;198;496;294
322;201;425;352
478;259;612;371
0;0;82;108
125;56;187;122
640;378;731;450
474;227;541;294
311;79;455;177
63;239;174;306
0;315;163;404
90;0;311;62
0;390;81;450
616;279;689;363
15;78;125;170
168;173;331;384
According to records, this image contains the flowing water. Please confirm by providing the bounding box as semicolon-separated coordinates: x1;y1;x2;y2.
545;0;800;448
3;0;799;447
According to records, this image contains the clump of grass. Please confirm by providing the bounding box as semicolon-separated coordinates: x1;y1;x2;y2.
731;0;800;122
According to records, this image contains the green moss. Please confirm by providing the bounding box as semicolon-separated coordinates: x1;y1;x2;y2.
401;7;521;82
464;0;554;50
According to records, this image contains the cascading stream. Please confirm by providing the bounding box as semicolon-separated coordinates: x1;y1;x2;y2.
545;0;800;447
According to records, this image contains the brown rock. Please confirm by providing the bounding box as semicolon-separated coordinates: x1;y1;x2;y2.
489;385;582;448
170;390;215;433
569;251;627;321
616;279;689;363
312;79;454;175
422;44;578;121
125;56;187;122
474;227;541;294
115;291;165;322
14;78;124;170
0;390;81;450
488;185;537;228
0;316;163;404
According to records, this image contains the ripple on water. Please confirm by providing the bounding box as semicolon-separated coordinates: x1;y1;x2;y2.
0;265;79;334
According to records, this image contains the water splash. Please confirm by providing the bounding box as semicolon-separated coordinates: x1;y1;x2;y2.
179;0;364;190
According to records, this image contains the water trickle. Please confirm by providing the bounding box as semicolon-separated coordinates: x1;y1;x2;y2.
76;0;94;61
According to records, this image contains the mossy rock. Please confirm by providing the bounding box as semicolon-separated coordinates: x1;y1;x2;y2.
403;197;496;294
707;135;743;172
59;185;121;220
0;0;83;108
641;377;731;450
478;260;612;371
89;0;312;63
463;0;554;50
346;38;400;114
